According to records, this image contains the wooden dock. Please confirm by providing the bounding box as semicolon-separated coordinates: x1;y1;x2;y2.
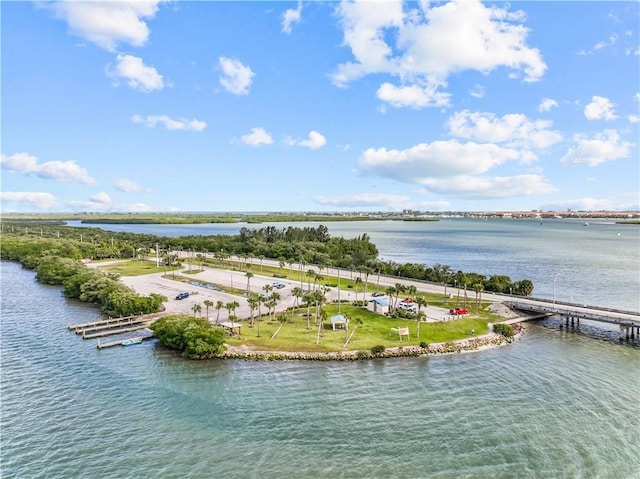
69;314;155;339
97;335;152;349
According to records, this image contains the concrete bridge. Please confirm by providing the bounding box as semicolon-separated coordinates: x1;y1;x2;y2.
504;299;640;340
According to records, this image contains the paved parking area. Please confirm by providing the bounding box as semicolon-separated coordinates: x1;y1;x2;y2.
120;265;456;323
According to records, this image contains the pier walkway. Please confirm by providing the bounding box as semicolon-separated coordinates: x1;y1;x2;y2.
68;314;156;339
504;299;640;340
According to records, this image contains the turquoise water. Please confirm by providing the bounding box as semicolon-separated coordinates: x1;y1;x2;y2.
1;261;639;478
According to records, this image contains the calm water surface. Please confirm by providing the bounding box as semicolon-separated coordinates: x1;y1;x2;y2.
1;261;639;478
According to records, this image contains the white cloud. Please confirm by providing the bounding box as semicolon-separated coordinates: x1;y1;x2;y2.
376;81;451;108
285;131;327;149
282;1;302;34
218;56;255;95
66;199;152;213
314;193;411;209
584;95;618;120
629;115;639;124
132;114;206;131
447;110;563;149
91;192;112;204
0;191;58;210
358;140;525;181
314;192;451;212
115;179;142;193
331;0;546;109
543;196;639;212
1;152;96;185
107;54;165;92
578;34;619;55
241;127;273;147
561;130;631;166
46;0;165;52
420;174;556;198
469;84;485;99
538;97;558;112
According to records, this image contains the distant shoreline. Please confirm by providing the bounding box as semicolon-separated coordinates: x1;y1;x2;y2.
1;210;638;224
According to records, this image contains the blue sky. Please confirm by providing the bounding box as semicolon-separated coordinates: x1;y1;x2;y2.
1;1;639;213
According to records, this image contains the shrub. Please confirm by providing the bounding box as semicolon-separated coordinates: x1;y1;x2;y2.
151;315;225;359
419;341;429;349
370;344;386;355
493;323;514;337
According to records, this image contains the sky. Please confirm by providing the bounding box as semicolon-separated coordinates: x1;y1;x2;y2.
1;0;639;214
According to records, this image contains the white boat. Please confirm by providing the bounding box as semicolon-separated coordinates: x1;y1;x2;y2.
122;338;143;346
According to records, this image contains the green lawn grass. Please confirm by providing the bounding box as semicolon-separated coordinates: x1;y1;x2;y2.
224;304;494;352
98;260;180;276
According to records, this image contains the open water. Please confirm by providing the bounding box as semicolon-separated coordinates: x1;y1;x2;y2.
2;219;639;478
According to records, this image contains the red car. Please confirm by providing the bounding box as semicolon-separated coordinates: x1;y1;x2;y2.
449;307;468;315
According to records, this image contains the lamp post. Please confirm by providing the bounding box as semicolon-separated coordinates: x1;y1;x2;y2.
553;273;561;306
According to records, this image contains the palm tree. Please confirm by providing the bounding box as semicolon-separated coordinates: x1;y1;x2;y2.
215;300;224;325
203;299;213;319
474;283;483;314
362;265;373;298
247;294;259;327
312;289;326;325
268;291;281;322
302;292;314;329
245;271;254;294
306;269;315;290
416;310;426;338
394;283;406;312
354;277;362;305
415;296;428;338
292;286;303;309
191;303;202;317
226;300;240;321
385;286;397;312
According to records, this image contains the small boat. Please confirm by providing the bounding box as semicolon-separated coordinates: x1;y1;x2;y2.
121;338;143;346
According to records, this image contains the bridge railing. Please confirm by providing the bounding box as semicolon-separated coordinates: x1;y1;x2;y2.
513;296;640;316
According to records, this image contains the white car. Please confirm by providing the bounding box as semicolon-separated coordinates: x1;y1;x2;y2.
398;302;417;312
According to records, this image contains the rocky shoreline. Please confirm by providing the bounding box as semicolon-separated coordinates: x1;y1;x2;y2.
221;323;524;361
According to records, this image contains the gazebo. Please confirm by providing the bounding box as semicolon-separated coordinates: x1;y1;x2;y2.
330;315;348;330
219;321;242;336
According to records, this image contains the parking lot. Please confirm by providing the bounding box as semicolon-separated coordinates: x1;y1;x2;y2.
119;265;455;323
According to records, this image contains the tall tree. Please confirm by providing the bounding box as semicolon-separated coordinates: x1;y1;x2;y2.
203;299;213;319
215;300;224;325
245;271;254;294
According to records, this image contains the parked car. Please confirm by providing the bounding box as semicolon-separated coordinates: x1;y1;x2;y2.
272;282;286;289
175;292;189;300
372;292;385;297
398;303;417;312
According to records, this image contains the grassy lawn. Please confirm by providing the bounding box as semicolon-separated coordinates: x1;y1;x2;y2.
224;304;495;352
98;260;181;276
